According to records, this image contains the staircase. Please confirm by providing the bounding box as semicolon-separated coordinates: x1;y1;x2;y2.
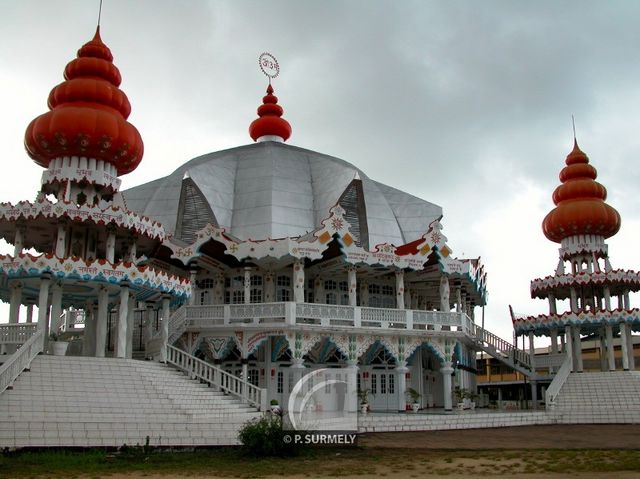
553;371;640;424
473;326;536;378
0;356;262;448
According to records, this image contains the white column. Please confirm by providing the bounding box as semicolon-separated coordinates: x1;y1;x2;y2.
439;275;450;312
627;327;635;370
624;289;631;309
550;329;559;354
565;325;574;372
395;270;405;309
573;326;583;372
570;288;578;313
106;227;116;263
26;304;34;323
188;269;198;306
605;323;615;371
404;287;411;310
55;223;67;257
116;284;130;358
8;282;22;324
359;281;369;307
214;273;225;304
293;260;305;303
125;294;135;359
244;267;251;304
13;225;24;256
95;287;109;357
620;323;630;370
441;363;454;411
599;333;607;371
264;272;275;302
528;331;536;372
144;303;155;344
395;361;408;412
313;277;324;303
37;275;51;333
49;283;63;335
603;286;611;311
83;303;96;357
128;238;137;262
159;295;171;362
348;267;357;306
455;286;462;313
548;293;557;315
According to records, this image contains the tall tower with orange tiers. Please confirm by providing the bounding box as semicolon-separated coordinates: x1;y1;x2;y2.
512;140;638;378
0;27;189;360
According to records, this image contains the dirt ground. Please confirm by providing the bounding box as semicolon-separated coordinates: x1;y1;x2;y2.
358;424;640;449
98;425;640;479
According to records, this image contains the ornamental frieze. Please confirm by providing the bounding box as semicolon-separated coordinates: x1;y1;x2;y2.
0;199;165;241
0;253;190;299
530;270;640;297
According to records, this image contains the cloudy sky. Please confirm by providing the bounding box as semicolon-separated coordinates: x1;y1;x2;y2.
0;0;638;343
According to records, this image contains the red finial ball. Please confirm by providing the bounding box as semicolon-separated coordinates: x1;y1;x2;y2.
542;140;621;243
249;84;292;142
24;27;144;176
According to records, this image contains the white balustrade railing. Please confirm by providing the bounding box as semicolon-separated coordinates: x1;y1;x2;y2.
0;323;38;345
0;329;44;394
166;345;267;411
230;303;287;324
167;306;187;344
545;353;572;409
181;302;472;332
296;303;355;326
474;325;532;369
186;304;225;322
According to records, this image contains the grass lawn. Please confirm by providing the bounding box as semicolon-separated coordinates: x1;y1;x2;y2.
1;447;640;478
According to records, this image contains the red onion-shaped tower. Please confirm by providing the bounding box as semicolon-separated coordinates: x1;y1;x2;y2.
249;84;292;142
0;27;189;362
512;139;639;374
542;140;620;243
25;26;143;200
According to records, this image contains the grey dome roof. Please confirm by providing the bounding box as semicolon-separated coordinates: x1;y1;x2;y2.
122;142;442;248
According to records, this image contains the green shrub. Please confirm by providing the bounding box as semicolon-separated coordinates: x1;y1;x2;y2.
238;414;307;457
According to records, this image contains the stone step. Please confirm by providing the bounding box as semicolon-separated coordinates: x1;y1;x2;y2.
0;355;261;448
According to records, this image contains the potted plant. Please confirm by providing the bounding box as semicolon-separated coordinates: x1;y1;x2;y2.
358;388;371;414
406;388;421;413
468;390;478;410
49;332;69;356
270;399;281;414
454;386;466;410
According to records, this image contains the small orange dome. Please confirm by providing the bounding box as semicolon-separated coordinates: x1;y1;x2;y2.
24;27;143;176
542;140;620;243
249;85;291;142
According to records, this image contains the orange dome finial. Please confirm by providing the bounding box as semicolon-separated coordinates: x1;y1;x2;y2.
542;139;621;243
24;27;143;176
249;84;292;142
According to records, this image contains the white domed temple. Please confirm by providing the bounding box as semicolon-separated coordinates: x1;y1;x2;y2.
0;24;637;448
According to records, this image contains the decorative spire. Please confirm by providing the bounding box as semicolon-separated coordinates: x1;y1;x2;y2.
542;139;621;243
249;52;291;142
24;27;143;176
249;84;292;142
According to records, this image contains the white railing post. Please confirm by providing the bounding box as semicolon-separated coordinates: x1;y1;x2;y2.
406;309;413;330
223;305;231;325
354;307;361;328
285;302;296;325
